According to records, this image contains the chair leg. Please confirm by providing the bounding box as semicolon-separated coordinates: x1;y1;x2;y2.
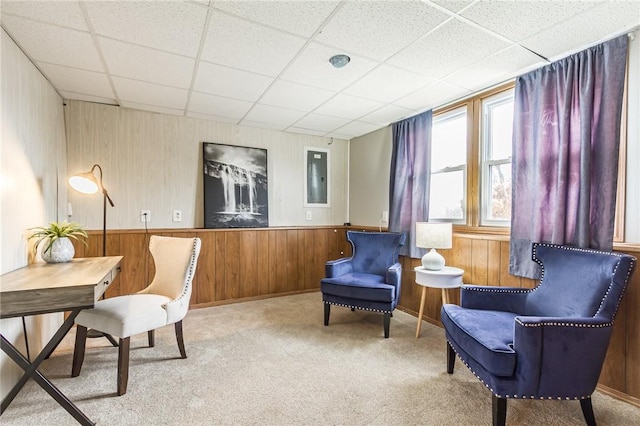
351;307;355;312
117;337;130;396
492;395;507;426
324;303;330;326
383;313;390;338
447;341;456;374
175;320;187;359
580;398;596;426
148;330;155;347
71;325;88;377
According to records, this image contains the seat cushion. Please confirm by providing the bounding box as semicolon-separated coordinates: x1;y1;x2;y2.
321;273;395;303
441;305;518;377
76;294;171;338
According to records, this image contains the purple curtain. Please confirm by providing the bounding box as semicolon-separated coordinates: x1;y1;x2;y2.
389;110;432;258
510;35;628;278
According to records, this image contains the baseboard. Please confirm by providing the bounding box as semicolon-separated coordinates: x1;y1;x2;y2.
596;384;640;408
190;288;320;309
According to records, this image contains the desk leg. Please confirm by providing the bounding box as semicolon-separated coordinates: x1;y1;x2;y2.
416;286;427;338
1;309;95;426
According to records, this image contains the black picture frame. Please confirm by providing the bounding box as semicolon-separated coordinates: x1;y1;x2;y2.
203;142;268;228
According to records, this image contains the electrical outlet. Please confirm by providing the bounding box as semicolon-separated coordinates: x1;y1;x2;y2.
173;210;182;222
306;210;312;221
382;211;388;222
141;210;151;223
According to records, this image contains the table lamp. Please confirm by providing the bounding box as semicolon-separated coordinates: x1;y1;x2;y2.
416;222;452;270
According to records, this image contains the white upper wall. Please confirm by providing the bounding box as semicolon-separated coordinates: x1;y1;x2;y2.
64;101;348;230
0;28;66;400
1;29;67;273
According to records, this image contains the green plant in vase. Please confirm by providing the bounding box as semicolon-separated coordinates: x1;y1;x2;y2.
28;221;88;263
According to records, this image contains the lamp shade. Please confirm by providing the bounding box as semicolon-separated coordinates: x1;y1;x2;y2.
416;222;452;249
68;172;99;194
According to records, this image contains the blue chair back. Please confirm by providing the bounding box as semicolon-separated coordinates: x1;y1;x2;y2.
347;231;406;276
525;243;636;319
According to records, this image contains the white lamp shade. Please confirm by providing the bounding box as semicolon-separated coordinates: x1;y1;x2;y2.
415;222;452;249
68;174;99;194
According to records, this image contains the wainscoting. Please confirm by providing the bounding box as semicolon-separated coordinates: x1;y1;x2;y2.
73;227;640;405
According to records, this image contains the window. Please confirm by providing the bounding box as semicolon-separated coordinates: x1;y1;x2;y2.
428;107;467;222
480;89;514;226
428;83;515;230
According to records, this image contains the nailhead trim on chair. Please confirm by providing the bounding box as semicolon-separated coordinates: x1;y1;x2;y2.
165;238;199;305
324;300;392;314
533;243;635;321
446;338;592;400
464;243;636;322
514;319;612;328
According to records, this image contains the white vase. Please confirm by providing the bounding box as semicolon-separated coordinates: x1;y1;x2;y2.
41;237;75;263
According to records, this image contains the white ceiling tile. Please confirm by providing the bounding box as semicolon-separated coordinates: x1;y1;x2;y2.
112;77;188;110
315;0;450;61
444;45;546;91
388;18;511;78
85;1;207;57
522;2;640;61
186;111;240;124
1;15;103;71
211;0;339;37
281;42;380;91
39;63;113;99
240;120;287;131
333;121;381;138
314;94;385;120
360;104;415;126
259;80;335;111
461;0;597;43
393;80;471;110
293;113;351;133
343;64;435;103
243;104;308;127
194;62;274;101
285;127;328;137
429;0;476;14
1;0;87;30
99;38;195;89
60;91;117;106
201;10;306;76
188;92;254;119
120;102;185;117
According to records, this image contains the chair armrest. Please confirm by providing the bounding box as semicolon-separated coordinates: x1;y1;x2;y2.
325;258;353;278
513;316;613;397
163;287;192;324
386;262;402;286
460;285;529;312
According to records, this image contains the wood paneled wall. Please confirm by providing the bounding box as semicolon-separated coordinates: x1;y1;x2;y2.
74;227;640;405
73;227;351;306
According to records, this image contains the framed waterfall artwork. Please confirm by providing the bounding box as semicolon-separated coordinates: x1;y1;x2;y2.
203;142;269;228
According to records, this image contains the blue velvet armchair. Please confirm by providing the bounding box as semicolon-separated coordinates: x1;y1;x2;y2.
441;243;636;426
321;231;406;338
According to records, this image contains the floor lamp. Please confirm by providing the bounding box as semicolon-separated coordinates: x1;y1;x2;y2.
68;163;117;345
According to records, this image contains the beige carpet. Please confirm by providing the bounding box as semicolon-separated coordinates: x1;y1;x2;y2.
2;292;639;425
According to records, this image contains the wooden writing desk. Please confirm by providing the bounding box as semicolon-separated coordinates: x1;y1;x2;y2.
1;256;122;425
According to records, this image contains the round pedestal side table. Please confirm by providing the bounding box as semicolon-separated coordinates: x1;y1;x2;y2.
414;265;464;338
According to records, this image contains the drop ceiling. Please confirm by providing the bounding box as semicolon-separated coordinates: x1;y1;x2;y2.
2;0;639;139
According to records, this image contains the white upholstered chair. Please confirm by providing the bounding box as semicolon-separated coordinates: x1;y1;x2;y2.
71;235;201;395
